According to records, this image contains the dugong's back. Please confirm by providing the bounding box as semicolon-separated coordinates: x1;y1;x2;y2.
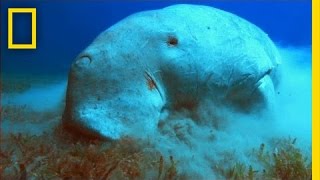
63;4;281;140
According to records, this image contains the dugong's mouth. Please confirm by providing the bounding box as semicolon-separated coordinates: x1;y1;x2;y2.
253;67;275;94
226;68;275;112
252;70;275;109
248;70;275;111
255;68;273;88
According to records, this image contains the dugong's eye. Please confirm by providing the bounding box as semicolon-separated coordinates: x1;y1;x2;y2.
167;36;178;46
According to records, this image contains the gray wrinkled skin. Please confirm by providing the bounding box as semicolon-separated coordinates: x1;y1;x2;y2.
63;4;281;140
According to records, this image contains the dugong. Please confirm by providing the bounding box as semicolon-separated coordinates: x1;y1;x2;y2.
63;4;281;140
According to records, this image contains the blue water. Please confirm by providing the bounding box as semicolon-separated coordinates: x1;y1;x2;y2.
0;0;311;74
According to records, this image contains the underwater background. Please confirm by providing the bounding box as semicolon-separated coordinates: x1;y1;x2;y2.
1;0;311;74
0;0;312;179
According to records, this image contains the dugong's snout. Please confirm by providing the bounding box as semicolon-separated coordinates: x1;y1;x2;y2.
225;67;278;113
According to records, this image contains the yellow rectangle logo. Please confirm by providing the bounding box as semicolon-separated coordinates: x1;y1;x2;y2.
8;8;36;49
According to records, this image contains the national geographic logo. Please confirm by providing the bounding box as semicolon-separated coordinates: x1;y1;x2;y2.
8;8;36;49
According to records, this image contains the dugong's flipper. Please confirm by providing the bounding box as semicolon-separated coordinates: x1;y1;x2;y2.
63;54;165;139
